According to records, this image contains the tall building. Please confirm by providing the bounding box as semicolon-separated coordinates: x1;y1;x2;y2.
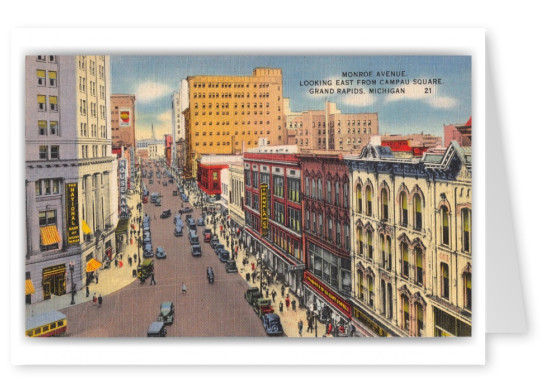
287;100;379;152
183;68;285;178
25;55;116;304
228;163;245;229
171;91;183;168
110;94;136;148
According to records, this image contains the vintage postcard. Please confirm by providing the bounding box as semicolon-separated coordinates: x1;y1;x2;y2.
24;54;472;339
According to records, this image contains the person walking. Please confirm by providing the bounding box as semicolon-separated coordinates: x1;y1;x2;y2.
93;292;97;305
251;272;256;284
265;288;270;299
98;294;103;307
86;285;90;298
95;271;99;284
281;284;285;298
150;273;156;285
298;319;303;337
307;317;314;333
291;299;296;311
271;289;276;302
285;294;290;310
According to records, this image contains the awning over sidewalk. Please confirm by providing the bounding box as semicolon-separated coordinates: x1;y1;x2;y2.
81;220;91;235
39;225;61;246
25;279;35;295
115;218;129;234
85;258;102;273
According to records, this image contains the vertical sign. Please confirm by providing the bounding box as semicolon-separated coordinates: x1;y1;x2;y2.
119;159;127;195
119;108;131;127
66;183;80;244
129;147;135;186
260;182;268;236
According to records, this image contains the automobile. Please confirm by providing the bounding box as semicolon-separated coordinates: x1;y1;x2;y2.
253;298;275;317
160;209;171;219
188;229;197;240
169;179;174;184
261;313;284;336
225;260;238;273
162;181;167;186
157;301;174;324
197;217;205;226
245;287;262;305
188;221;197;232
206;267;214;283
143;221;150;230
147;321;167;337
137;258;154;282
182;206;193;213
174;225;183;236
191;244;202;257
210;238;220;249
189;233;199;245
143;232;152;244
144;215;151;224
218;249;230;263
204;232;212;243
142;195;148;203
143;243;154;258
155;247;167;259
155;199;162;206
181;194;189;203
203;228;212;237
149;179;154;184
185;214;193;224
214;243;225;256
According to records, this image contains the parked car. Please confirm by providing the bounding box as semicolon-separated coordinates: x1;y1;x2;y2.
143;232;152;244
158;301;174;324
160;209;171;219
185;214;193;224
203;228;212;237
174;225;183;236
182;206;193;213
147;321;167;337
261;313;284;336
174;214;182;224
218;249;230;263
197;217;205;226
142;195;148;203
191;244;202;257
210;238;220;249
204;232;212;243
143;243;154;258
225;260;238;273
245;287;262;305
214;243;225;256
155;247;167;259
206;267;214;283
253;298;275;317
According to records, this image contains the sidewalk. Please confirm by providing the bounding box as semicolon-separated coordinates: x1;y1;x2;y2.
26;189;143;318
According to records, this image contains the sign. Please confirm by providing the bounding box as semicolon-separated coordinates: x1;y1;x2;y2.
304;271;351;317
129;147;135;185
65;183;80;244
260;183;268;236
352;305;389;337
288;264;306;272
119;159;127;195
119;108;131;127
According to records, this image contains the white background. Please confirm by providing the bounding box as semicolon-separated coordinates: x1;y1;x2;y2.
1;1;548;389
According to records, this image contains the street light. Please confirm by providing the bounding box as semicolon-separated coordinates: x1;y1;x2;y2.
69;261;75;305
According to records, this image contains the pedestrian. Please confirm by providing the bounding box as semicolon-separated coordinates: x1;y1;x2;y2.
134;254;137;263
307;317;313;333
251;262;255;272
279;301;284;312
292;299;296;311
93;292;97;305
129;257;132;267
298;319;303;337
350;324;356;337
95;271;99;284
281;285;285;297
98;294;103;306
285;294;290;310
86;285;90;297
326;322;333;337
271;289;276;302
265;288;270;298
251;272;256;284
150;273;156;285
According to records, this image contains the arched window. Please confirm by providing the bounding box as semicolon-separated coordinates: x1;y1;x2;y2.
386;237;392;271
464;271;472;310
462;208;472;253
305;176;310;198
441;263;449;300
401;242;409;279
414;194;423;230
356;183;363;213
311;179;316;199
335;181;340;206
441;206;450;245
367;230;373;260
357;226;364;256
343;180;349;208
415;247;424;286
415;302;424;336
401;295;410;332
317;178;322;200
358;272;364;300
327;179;332;203
367;275;374;306
366;185;373;216
400;192;408;226
381;188;389;221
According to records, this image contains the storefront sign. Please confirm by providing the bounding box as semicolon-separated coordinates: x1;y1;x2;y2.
65;183;80;244
260;182;268;236
352;305;389;337
119;108;131;127
129;148;135;185
119;159;127;195
304;271;351;316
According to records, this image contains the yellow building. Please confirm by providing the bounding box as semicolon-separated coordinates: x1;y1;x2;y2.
183;68;284;178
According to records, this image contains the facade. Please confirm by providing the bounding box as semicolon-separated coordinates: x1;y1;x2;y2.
381;133;442;158
345;141;472;337
175;139;185;177
228;163;245;228
183;68;285;178
164;134;173;167
290;101;379;152
25;55;116;304
444;117;472;148
298;151;354;331
171;91;183;168
243;152;304;296
196;155;243;199
110;94;136;149
148;143;164;160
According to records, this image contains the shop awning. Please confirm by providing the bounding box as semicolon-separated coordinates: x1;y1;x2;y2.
25;279;35;295
82;220;91;235
86;258;102;273
115;218;129;234
39;225;61;246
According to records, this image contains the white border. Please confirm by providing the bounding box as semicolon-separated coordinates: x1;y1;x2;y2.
10;27;485;365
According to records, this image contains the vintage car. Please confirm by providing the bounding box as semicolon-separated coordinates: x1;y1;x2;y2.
182;206;193;214
142;195;148;203
143;243;154;258
158;301;174;324
191;244;202;257
155;246;167;259
261;313;284;336
204;232;212;243
188;221;197;232
160;209;171;219
209;238;220;249
203;228;212;237
155;198;162;206
137;258;154;282
253;298;275;317
225;260;238;273
188;229;197;240
214;243;225;256
206;267;214;283
218;249;230;263
244;287;262;305
147;321;167;337
143;231;152;244
174;225;183;237
197;217;205;226
181;194;189;203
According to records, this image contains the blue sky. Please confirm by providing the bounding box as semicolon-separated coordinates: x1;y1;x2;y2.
110;56;471;141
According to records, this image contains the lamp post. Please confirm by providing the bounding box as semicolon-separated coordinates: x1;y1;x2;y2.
69;261;75;305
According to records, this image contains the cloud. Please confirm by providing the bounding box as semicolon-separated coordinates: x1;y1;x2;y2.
135;110;174;140
384;81;458;109
341;93;377;107
135;82;172;103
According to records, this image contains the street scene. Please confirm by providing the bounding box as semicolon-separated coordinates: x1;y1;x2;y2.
25;55;472;338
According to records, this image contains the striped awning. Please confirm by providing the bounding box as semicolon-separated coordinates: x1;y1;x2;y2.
86;258;102;273
39;225;61;246
25;279;35;295
82;220;91;235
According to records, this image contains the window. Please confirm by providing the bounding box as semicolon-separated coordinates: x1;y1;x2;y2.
287;178;300;203
39;210;58;251
305;177;310;197
312;213;316;234
35;180;42;195
415;303;424;336
311;179;316;199
245;191;251;207
367;230;373;259
252;171;258;188
327;180;332;203
48;71;57;87
50;145;59;159
366;186;372;216
39;145;48;159
343;181;349;208
288;208;301;233
38;120;47;135
464;271;472;310
381;188;389;221
327;217;333;242
36;70;46;86
357;226;364;255
462;208;471;253
244;169;250;186
274;202;285;224
344;223;350;251
441;206;450;245
44;179;51;195
400;192;408;226
49;96;58;111
37;95;46;111
273;176;284;198
441;263;449;300
253;194;259;211
367;275;374;307
49;121;58;135
318;212;323;236
305;209;310;230
335;182;340;206
402;295;410;331
401;242;409;279
356;184;362;213
414;194;423;230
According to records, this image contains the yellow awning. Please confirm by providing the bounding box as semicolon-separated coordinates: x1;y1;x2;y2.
25;279;35;295
86;258;102;273
82;220;91;235
40;225;61;246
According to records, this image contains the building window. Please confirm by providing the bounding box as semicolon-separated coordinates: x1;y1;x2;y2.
48;71;57;87
462;208;472;253
318;212;323;236
336;220;341;245
317;178;322;200
305;177;310;197
441;263;450;300
344;223;350;251
441;206;450;246
274;176;284;198
335;181;340;206
37;95;46;111
49;96;58;112
244;169;250;186
39;210;58;251
305;209;310;230
288;207;301;233
366;185;372;216
401;242;409;279
35;180;42;195
327;217;333;242
356;184;362;213
343;181;349;208
274;202;284;224
367;230;373;259
415;303;424;336
464;271;472;310
36;70;46;86
400;191;408;226
50;121;58;135
381;188;389;221
312;213;316;234
50;145;59;159
253;194;259;211
39;145;48;159
367;275;374;307
327;180;332;203
38;120;47;135
287;178;300;203
415;247;423;286
401;295;410;332
357;226;364;255
311;179;316;199
414;194;423;230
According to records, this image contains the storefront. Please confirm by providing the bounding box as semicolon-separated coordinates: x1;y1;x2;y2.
351;303;394;337
41;264;66;300
433;307;472;337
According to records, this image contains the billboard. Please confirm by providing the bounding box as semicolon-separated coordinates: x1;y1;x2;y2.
65;183;80;244
119;108;131;127
260;183;268;236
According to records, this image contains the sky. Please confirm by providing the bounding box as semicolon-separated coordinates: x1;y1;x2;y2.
110;56;471;141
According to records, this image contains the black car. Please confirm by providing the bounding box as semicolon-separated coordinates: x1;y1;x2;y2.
160;209;171;219
191;244;202;257
182;206;193;213
261;313;284;336
218;249;230;263
210;238;220;249
214;243;225;256
225;260;238;273
158;301;174;324
206;267;214;283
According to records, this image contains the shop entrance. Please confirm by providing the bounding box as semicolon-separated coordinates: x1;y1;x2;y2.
42;264;66;300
